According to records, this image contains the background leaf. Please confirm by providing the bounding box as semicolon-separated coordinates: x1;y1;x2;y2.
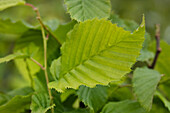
64;0;111;22
101;100;146;113
0;0;25;11
133;67;161;111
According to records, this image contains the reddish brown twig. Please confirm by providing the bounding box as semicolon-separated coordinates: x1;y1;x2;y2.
149;24;161;69
30;57;45;70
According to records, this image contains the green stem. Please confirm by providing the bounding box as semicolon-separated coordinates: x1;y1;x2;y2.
25;3;54;113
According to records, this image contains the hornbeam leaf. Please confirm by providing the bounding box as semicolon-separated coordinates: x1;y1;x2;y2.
133;67;161;111
49;18;145;92
101;100;146;113
0;52;27;64
64;0;111;22
0;0;25;11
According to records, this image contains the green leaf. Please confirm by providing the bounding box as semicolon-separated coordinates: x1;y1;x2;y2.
0;87;33;113
133;67;161;111
0;95;32;113
64;0;111;22
0;18;29;40
137;50;154;62
77;85;109;112
101;100;146;113
49;18;145;92
53;21;76;44
110;14;138;32
0;52;27;64
155;91;170;111
30;70;54;113
0;0;25;11
30;93;54;113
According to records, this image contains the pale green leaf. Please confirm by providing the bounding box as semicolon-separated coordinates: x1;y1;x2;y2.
0;0;25;11
101;100;146;113
0;52;27;63
155;91;170;111
49;18;145;92
77;85;109;112
64;0;111;22
133;67;161;111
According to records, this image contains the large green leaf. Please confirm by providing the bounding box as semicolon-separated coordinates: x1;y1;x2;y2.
64;0;111;22
110;14;154;62
0;0;25;11
49;18;145;92
0;52;27;64
77;85;109;112
133;67;161;111
101;100;146;113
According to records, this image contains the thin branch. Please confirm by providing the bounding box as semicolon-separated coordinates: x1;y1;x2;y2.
149;24;161;69
25;3;54;113
30;57;45;70
25;3;61;46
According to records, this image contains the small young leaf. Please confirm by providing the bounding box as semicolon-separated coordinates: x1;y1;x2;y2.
137;50;154;62
133;67;161;111
101;100;146;113
49;18;145;92
31;93;54;113
64;0;111;22
0;0;25;11
30;71;54;113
